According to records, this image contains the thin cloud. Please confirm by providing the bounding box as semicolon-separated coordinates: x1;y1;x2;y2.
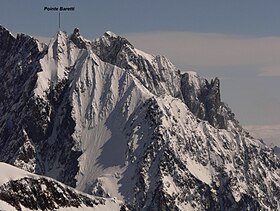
34;36;51;44
258;66;280;77
124;31;280;77
245;124;280;146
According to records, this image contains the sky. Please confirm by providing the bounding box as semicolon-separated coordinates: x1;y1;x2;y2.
1;0;280;128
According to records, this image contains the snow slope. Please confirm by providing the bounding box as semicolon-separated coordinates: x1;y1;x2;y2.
0;162;34;186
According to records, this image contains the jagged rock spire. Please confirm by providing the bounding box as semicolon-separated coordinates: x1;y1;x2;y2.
69;27;87;49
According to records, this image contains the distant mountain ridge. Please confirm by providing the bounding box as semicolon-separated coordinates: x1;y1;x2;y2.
0;25;279;210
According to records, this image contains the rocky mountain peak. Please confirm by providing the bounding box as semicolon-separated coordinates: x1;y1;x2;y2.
73;27;80;36
69;27;89;49
181;72;236;129
104;30;118;38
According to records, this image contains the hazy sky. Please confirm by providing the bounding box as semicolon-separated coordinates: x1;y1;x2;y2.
1;0;280;127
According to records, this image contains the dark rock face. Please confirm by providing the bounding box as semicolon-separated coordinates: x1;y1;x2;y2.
0;26;16;64
69;28;88;49
92;32;131;66
181;73;236;129
0;29;45;171
39;77;82;187
0;177;103;211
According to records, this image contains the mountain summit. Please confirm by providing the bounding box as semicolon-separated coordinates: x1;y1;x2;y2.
0;26;279;210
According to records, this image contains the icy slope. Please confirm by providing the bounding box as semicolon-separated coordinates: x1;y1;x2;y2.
0;162;123;211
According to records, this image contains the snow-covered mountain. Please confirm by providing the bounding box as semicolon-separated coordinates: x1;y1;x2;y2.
0;25;280;210
0;162;123;211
